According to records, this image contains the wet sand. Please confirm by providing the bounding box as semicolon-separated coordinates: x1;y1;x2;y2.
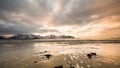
0;42;120;68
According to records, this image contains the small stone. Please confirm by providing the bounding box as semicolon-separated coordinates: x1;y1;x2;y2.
34;61;37;63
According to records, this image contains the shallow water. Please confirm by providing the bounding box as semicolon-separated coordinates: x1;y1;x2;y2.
0;42;120;68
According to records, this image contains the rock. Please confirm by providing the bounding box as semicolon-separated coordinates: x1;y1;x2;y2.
87;52;97;59
87;54;92;59
34;61;38;63
54;65;63;68
44;50;47;53
91;52;97;56
44;54;52;59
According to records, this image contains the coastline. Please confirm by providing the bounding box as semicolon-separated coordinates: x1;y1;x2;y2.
0;39;120;43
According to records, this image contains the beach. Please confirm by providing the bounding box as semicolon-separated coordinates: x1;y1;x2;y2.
0;41;120;68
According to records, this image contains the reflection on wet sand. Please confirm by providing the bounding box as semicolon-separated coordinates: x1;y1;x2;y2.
0;42;120;68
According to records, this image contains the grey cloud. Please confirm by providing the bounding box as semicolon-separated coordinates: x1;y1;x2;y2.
0;0;29;13
0;0;51;20
50;0;120;25
0;0;120;25
0;0;57;34
0;0;120;35
0;20;38;34
0;19;59;34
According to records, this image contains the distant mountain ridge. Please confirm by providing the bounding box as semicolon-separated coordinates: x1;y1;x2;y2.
0;34;75;40
0;36;6;39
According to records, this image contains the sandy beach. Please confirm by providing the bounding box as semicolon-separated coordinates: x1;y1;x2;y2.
0;42;120;68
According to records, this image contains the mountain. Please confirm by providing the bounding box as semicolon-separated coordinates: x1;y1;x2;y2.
9;34;75;39
58;35;75;39
9;34;36;39
0;36;6;39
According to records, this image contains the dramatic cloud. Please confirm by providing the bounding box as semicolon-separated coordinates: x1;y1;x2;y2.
0;0;120;39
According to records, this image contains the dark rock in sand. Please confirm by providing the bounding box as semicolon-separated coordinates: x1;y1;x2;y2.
44;50;47;53
87;52;97;59
34;61;38;63
87;54;92;59
91;52;97;56
54;65;63;68
44;54;52;59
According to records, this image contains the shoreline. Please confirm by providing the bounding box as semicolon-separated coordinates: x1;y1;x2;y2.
0;39;120;43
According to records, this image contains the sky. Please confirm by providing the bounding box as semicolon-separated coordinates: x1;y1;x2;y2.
0;0;120;39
